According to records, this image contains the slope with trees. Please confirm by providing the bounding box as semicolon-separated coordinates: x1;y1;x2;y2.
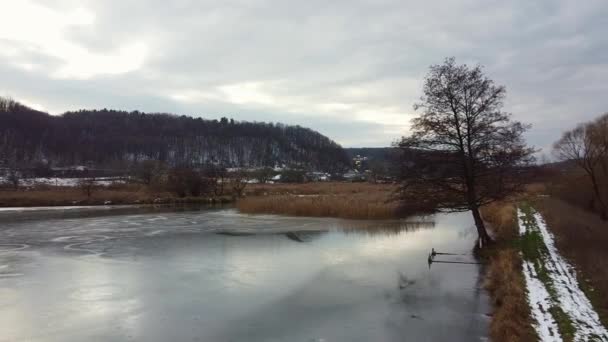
0;97;349;172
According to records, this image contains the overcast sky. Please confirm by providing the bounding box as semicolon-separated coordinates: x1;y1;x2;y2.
1;0;607;152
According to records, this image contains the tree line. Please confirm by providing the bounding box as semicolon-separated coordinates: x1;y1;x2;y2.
0;98;350;172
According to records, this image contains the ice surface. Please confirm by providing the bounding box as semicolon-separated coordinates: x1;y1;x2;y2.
0;208;489;342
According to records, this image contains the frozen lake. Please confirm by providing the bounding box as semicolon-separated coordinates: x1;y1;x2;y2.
0;207;489;341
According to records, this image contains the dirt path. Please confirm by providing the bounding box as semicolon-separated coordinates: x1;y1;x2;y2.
518;204;608;342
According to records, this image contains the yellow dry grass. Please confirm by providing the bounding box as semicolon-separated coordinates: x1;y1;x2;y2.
238;182;400;219
481;201;537;342
0;187;152;206
482;200;519;241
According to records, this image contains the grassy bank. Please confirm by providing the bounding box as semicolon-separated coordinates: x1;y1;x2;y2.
535;197;608;328
238;182;400;220
482;196;608;342
518;201;608;340
518;202;576;341
480;201;538;342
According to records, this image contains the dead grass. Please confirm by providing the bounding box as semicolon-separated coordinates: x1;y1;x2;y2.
524;182;547;197
546;168;608;218
482;200;519;241
245;182;396;196
0;186;155;206
535;197;608;327
0;183;232;207
481;201;538;342
238;182;400;219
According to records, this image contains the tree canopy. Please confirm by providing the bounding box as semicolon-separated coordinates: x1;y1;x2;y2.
398;58;534;245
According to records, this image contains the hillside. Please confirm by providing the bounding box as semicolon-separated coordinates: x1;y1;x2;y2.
0;98;349;172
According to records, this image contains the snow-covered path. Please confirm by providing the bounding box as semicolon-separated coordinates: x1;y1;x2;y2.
518;206;608;342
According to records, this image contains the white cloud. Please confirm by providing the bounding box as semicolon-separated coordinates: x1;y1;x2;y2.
0;0;147;79
1;0;607;148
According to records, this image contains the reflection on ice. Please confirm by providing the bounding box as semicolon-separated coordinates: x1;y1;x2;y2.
336;218;435;236
0;208;488;342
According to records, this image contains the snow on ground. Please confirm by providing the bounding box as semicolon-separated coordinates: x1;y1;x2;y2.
518;209;563;342
522;259;563;342
518;207;608;342
534;212;608;341
0;177;124;187
518;209;527;235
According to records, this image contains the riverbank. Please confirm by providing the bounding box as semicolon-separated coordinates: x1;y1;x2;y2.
535;197;608;330
482;197;608;342
480;200;538;342
0;185;233;207
518;202;608;341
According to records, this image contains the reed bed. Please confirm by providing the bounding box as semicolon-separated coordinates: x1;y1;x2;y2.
238;182;400;220
245;182;396;196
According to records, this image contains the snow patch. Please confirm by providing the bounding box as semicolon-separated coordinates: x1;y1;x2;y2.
533;212;608;341
522;259;562;341
518;209;527;235
0;177;125;187
518;207;608;341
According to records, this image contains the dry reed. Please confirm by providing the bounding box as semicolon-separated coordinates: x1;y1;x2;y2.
0;184;163;207
238;182;400;220
481;201;538;342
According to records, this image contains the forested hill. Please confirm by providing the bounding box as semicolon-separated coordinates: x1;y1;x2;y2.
0;99;350;172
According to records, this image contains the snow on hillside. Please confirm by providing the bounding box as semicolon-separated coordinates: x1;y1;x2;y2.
0;177;125;187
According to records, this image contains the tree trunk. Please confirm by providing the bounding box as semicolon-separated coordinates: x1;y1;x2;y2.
464;169;492;247
590;172;608;220
471;206;492;248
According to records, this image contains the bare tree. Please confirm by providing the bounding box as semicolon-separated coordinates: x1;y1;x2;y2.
166;167;212;197
597;115;608;188
5;154;21;190
398;58;534;247
78;177;97;199
254;167;275;184
6;166;21;190
554;114;608;220
135;160;164;185
230;170;248;198
203;165;227;196
0;97;18;112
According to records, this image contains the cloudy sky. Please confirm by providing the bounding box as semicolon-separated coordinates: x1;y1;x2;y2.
1;0;607;152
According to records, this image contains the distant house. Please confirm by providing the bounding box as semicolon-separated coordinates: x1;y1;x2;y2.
343;170;366;182
306;171;331;182
352;154;369;171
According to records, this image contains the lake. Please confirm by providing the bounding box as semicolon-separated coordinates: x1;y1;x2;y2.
0;207;489;342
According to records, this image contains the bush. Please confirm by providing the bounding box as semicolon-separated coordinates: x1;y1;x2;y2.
279;169;307;183
166;167;212;197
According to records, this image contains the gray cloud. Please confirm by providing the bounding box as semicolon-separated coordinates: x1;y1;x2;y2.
2;0;607;150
